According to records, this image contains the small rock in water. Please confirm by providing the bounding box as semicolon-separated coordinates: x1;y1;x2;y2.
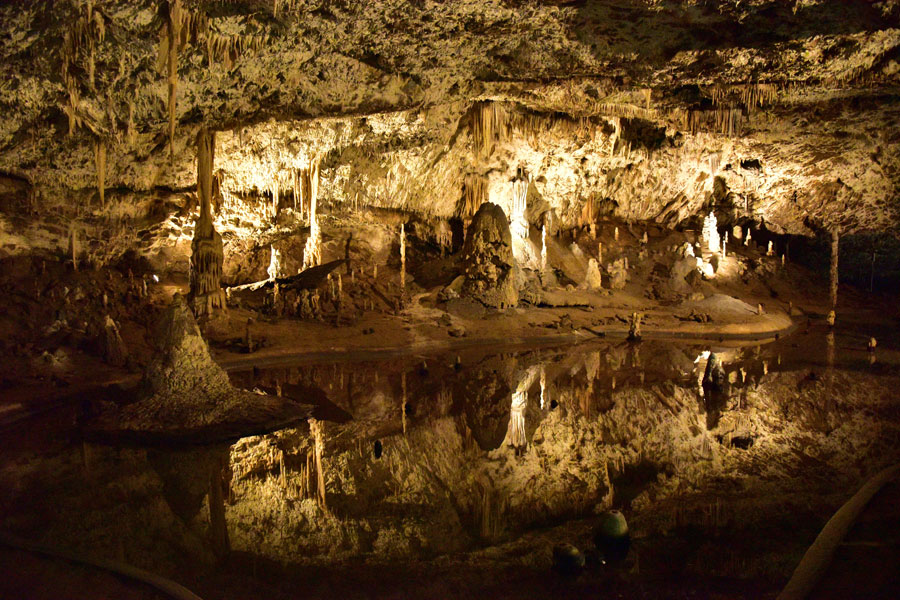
552;542;585;575
594;510;631;563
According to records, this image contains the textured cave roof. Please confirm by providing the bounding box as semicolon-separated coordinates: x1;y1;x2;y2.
1;0;899;235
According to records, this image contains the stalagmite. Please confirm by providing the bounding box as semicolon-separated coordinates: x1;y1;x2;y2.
767;240;775;256
541;225;548;273
266;245;281;280
94;139;106;205
701;212;720;255
614;227;619;241
590;223;596;239
189;127;226;315
829;228;839;315
301;158;321;270
641;231;648;245
722;232;728;257
540;366;547;410
102;315;127;367
584;258;603;290
598;241;602;263
628;312;642;340
781;254;786;266
745;228;752;246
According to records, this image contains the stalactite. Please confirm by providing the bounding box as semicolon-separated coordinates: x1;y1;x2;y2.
61;1;105;136
708;83;778;110
68;224;80;272
126;100;137;148
94;138;106;205
159;0;184;157
189;127;226;315
581;194;595;228
470;101;509;157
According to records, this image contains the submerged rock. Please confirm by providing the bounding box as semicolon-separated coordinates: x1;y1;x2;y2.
552;542;585;575
594;510;630;563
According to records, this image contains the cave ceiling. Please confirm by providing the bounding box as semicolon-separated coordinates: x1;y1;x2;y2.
1;0;899;243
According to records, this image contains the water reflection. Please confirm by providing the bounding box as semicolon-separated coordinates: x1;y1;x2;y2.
1;326;898;594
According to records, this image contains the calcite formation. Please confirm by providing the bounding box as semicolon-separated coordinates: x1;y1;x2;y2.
90;294;313;438
461;202;518;309
189;127;226;316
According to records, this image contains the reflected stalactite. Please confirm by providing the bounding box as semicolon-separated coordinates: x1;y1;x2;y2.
208;451;230;556
504;367;539;453
474;480;507;542
824;330;835;431
829;228;840;317
702;352;729;429
310;418;327;511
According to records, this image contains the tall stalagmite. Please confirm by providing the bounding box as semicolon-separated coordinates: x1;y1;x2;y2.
301;158;321;270
189;127;226;315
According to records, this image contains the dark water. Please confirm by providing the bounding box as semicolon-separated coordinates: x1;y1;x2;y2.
1;321;898;599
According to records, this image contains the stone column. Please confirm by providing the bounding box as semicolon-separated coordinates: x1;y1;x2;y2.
189;127;226;315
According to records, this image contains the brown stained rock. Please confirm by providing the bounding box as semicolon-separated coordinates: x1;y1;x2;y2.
461;202;518;309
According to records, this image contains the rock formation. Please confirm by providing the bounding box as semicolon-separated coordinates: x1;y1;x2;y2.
189;127;226;316
461;202;518;309
89;295;314;441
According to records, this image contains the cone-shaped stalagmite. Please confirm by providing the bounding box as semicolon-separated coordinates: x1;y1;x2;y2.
189;127;226;315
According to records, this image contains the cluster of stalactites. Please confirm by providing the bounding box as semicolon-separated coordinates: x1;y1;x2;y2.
470;101;510;158
470;100;610;156
61;0;106;136
273;0;298;17
708;82;779;109
190;127;226;315
671;83;779;137
158;0;270;156
672;106;745;136
459;172;488;219
301;157;322;271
